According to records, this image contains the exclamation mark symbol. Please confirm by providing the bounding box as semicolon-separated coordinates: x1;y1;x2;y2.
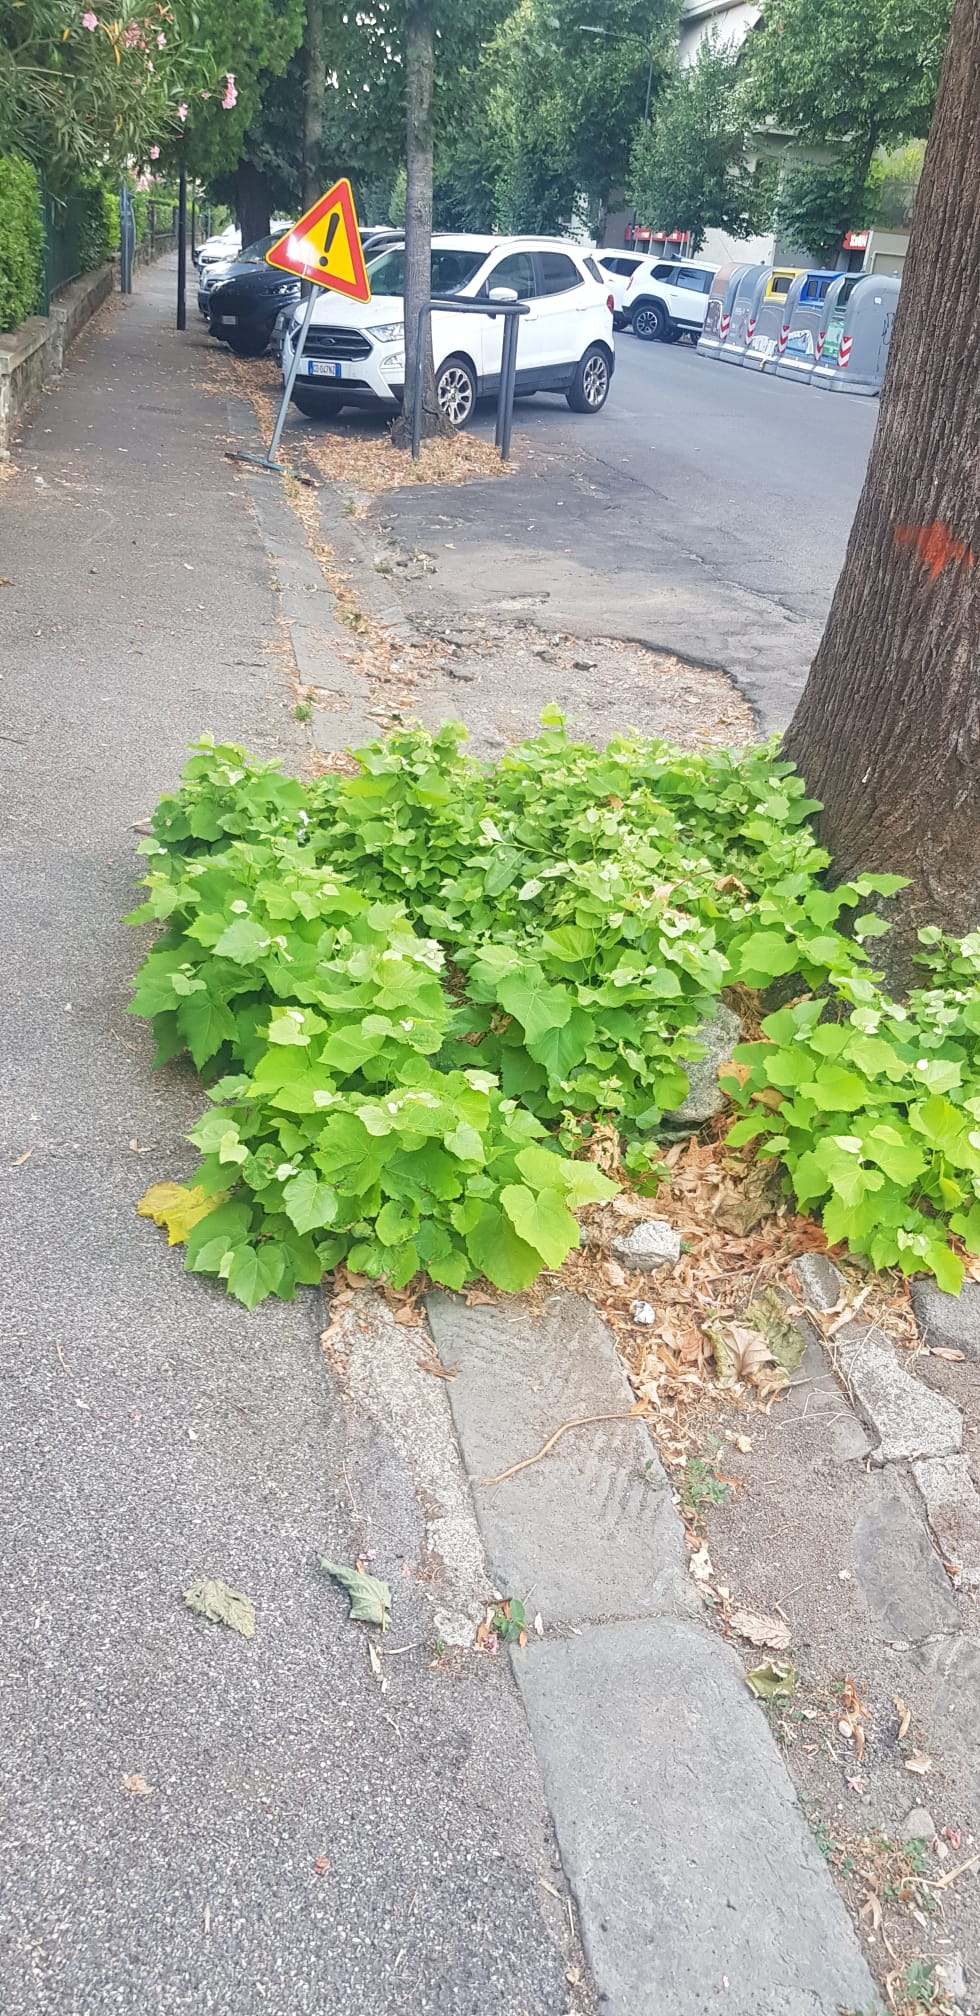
318;213;340;269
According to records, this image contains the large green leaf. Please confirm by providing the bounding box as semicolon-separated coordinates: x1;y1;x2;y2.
499;1183;578;1269
213;916;271;964
282;1170;339;1235
225;1242;287;1311
466;1203;543;1293
176;992;238;1069
497;969;572;1044
526;1005;593;1081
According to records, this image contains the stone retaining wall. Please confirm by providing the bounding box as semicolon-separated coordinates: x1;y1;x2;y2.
0;262;114;458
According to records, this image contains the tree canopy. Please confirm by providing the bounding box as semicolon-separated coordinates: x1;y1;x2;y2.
628;33;771;250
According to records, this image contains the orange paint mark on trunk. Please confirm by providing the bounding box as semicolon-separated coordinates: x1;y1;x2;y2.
894;519;976;583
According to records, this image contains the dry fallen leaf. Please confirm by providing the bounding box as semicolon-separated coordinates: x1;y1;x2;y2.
746;1660;797;1700
121;1773;153;1798
904;1752;933;1776
604;1260;627;1288
314;1855;331;1876
928;1346;965;1361
728;1608;792;1652
894;1695;912;1741
184;1577;256;1639
391;1304;420;1327
708;1321;789;1399
416;1355;458;1380
319;1558;391;1631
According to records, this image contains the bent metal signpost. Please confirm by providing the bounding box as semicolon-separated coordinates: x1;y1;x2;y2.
244;177;371;472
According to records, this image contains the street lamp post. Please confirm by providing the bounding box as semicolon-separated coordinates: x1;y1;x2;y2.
580;22;656;244
580;22;656;122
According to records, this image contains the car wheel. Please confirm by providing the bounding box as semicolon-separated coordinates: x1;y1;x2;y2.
632;301;668;342
290;387;346;420
565;345;611;414
225;333;268;358
435;355;477;428
664;327;683;345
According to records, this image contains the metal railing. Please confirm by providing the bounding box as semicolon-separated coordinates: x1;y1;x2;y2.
39;185;87;314
411;297;530;461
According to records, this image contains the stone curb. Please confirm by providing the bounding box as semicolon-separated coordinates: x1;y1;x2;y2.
225;395;376;753
425;1285;881;2016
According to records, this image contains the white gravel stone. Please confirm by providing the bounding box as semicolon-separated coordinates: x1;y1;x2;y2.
610;1219;681;1273
901;1806;937;1841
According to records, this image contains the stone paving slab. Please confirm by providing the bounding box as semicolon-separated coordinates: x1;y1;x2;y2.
852;1487;960;1642
913;1454;980;1590
911;1280;980;1363
837;1323;963;1460
515;1619;882;2016
425;1289;696;1627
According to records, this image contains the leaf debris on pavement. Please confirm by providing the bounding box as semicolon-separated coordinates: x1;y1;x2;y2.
184;1576;256;1639
320;1558;391;1631
728;1607;792;1651
746;1660;797;1700
121;1773;153;1797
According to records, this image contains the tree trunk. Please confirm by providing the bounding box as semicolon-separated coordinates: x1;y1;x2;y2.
398;3;446;446
234;161;271;247
301;0;325;213
783;0;980;973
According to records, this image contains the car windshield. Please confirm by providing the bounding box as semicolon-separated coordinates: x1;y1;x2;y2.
366;246;488;297
239;234;285;262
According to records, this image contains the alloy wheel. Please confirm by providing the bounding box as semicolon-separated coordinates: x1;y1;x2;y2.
437;365;474;426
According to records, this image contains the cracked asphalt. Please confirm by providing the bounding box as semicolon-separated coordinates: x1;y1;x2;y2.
355;327;880;732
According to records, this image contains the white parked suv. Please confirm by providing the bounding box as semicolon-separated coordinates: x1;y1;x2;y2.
280;234;615;426
622;257;718;343
597;250;649;328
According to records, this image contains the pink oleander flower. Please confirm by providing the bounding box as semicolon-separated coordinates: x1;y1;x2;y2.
222;72;237;110
157;31;166;46
149;144;160;160
82;10;98;28
177;102;188;121
124;23;142;45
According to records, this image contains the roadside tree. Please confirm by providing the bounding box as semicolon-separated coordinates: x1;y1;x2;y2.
742;0;952;186
783;0;980;965
628;34;772;250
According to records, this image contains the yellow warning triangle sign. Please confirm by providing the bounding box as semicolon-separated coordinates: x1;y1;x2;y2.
265;178;371;301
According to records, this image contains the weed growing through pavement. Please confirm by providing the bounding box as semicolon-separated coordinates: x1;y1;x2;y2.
679;1450;732;1520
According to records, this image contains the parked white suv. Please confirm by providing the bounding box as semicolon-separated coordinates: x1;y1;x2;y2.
280;234;615;426
597;250;649;328
623;258;718;343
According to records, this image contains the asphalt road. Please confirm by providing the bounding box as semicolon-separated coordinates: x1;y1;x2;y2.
358;327;881;731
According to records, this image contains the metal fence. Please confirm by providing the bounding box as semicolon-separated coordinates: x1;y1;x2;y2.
39;185;87;313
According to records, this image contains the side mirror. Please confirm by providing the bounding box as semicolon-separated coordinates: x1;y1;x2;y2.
488;285;519;303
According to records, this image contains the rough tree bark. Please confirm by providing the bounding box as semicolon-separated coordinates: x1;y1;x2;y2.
398;3;445;445
234;161;272;247
301;0;325;213
783;0;980;970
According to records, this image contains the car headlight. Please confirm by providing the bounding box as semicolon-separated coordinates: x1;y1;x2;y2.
367;321;404;344
272;281;300;297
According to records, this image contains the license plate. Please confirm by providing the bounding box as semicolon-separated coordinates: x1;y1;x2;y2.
306;359;342;378
218;315;237;326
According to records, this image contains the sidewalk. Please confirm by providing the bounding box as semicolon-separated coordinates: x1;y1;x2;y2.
1;258;888;2016
0;259;577;2015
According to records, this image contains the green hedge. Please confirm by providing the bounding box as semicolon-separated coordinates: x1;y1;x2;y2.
0;156;43;332
77;178;115;273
